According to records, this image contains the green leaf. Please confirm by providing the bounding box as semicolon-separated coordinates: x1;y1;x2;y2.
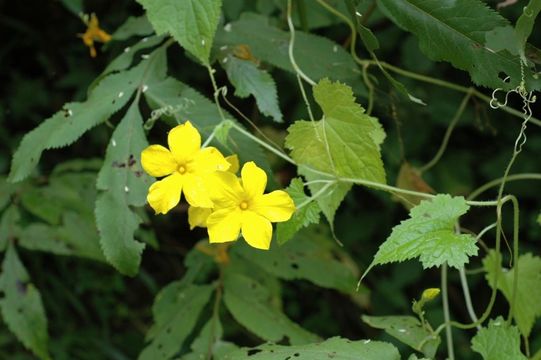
224;337;400;359
222;56;282;122
140;283;214;360
181;317;239;360
0;206;21;252
104;35;166;76
19;212;105;262
0;244;50;359
276;178;320;245
234;227;357;293
377;0;539;90
471;316;527;360
362;315;440;358
364;194;477;277
137;0;222;65
483;251;541;337
143;76;273;178
285;78;386;224
223;272;319;345
112;16;154;41
0;177;18;212
8;62;147;183
216;13;362;83
515;0;541;62
95;102;151;276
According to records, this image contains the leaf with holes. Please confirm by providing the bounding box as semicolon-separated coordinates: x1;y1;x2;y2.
364;194;477;278
223;337;400;359
137;0;221;65
222;56;282;122
0;244;50;359
8;61;148;183
483;251;541;337
181;317;239;360
276;178;321;245
234;227;357;293
471;317;527;360
377;0;540;90
139;283;214;360
223;272;319;345
362;315;440;358
286;78;385;225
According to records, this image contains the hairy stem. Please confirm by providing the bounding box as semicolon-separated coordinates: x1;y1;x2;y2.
442;263;455;360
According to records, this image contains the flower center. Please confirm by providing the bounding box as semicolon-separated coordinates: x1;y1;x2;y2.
178;165;187;174
239;201;249;210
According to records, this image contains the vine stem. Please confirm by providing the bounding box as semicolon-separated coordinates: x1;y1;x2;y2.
420;90;472;173
442;263;455;360
287;0;316;86
467;173;541;200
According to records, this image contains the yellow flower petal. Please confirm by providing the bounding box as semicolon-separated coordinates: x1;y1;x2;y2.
147;173;183;214
191;147;230;174
188;206;212;229
226;154;240;173
168;121;201;162
241;211;272;250
241;161;267;199
252;190;296;222
207;208;242;243
208;172;243;208
141;145;177;177
183;174;214;208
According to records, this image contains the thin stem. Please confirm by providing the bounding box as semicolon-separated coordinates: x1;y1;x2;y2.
287;0;316;86
459;267;480;327
441;263;455;360
362;63;375;115
467;173;541;200
296;74;316;123
297;181;336;209
206;65;228;123
420;90;472;173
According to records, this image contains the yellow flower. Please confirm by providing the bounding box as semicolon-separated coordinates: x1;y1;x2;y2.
206;162;295;250
187;154;240;230
141;121;230;214
78;14;112;58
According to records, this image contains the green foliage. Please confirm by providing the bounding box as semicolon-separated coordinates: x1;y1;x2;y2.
226;337;401;359
483;252;541;337
0;245;49;359
223;271;319;345
137;0;222;65
286;78;385;224
377;0;540;90
276;178;320;245
140;283;214;360
364;194;478;277
362;315;440;358
95;102;151;276
471;317;527;360
222;56;282;122
111;15;154;41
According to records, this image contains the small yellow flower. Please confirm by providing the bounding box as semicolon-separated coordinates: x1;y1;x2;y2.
206;162;295;250
78;14;112;58
187;154;240;230
141;121;230;214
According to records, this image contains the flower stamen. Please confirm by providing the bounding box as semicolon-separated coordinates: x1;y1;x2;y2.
178;165;187;174
239;201;249;210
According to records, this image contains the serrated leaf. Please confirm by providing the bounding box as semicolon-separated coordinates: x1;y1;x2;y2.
0;245;50;359
0;177;18;212
95;102;151;275
471;316;527;360
137;0;221;65
181;317;239;360
483;251;541;337
223;337;400;360
104;35;166;76
8;62;147;183
365;194;477;277
223;272;319;345
377;0;539;90
234;227;357;293
0;206;21;253
222;56;282;122
143;76;273;179
112;16;154;41
362;315;440;358
140;283;214;360
515;1;541;62
285;78;386;224
216;13;362;83
276;178;320;245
